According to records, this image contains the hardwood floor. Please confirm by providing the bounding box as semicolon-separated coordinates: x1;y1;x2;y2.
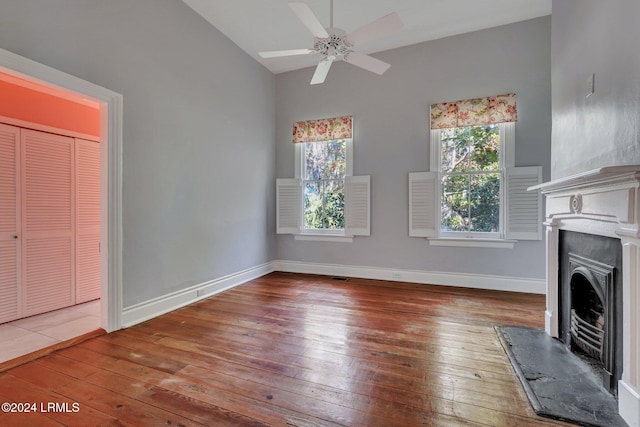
0;272;575;426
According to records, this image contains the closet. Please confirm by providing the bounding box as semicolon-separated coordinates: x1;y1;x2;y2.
0;122;100;324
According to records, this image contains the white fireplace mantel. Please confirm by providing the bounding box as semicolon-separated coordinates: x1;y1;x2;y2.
532;165;640;427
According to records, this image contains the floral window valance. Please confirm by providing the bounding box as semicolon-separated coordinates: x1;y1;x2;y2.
430;93;517;130
292;115;352;143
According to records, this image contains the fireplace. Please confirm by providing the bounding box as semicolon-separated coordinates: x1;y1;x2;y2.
532;166;640;427
559;231;622;394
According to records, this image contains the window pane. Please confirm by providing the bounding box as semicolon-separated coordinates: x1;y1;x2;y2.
323;180;344;229
441;128;470;173
303;180;345;230
469;173;500;232
304;140;346;180
441;174;469;232
469;125;500;172
303;181;323;229
440;125;500;173
323;140;346;180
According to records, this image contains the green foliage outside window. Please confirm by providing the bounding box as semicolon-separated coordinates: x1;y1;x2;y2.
303;140;346;230
441;125;501;233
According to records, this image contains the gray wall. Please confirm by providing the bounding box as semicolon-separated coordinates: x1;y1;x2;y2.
276;17;551;281
551;0;640;179
0;0;276;307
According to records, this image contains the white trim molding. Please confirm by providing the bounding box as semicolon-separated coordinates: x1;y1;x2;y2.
294;234;354;243
620;380;640;427
0;47;124;333
428;238;516;249
274;260;545;294
121;262;276;328
121;259;545;329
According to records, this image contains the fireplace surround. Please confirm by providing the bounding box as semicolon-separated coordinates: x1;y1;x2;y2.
533;166;640;427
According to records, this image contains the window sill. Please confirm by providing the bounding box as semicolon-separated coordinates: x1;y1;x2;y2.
294;233;354;243
428;237;516;249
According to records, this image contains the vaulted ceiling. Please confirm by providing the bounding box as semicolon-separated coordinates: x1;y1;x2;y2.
182;0;551;74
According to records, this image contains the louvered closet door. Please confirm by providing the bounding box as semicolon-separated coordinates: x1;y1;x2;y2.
75;139;100;303
0;124;21;323
22;129;75;316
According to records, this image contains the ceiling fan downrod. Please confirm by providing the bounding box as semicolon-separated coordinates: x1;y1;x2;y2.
330;0;333;29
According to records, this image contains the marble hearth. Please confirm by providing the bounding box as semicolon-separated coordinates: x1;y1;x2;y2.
532;166;640;427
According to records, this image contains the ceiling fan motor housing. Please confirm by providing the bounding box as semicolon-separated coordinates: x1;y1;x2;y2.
313;29;352;60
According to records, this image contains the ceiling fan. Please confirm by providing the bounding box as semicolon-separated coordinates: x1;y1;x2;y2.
259;1;403;85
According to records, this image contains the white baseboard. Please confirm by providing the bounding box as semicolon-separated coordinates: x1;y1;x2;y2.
619;380;640;427
121;262;276;327
120;260;544;328
545;310;555;336
273;260;545;294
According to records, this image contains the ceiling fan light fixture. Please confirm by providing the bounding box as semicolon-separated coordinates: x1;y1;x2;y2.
313;30;351;60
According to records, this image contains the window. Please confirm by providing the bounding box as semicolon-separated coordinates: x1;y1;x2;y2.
277;115;370;240
302;139;348;231
408;93;542;246
438;123;506;238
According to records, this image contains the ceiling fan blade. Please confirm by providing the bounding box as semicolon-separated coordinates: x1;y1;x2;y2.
343;52;390;75
289;2;329;39
310;58;333;85
259;48;316;59
347;12;403;47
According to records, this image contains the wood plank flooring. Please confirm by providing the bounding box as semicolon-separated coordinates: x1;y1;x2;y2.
0;272;576;426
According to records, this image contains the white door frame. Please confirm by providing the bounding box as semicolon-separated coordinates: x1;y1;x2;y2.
0;47;123;332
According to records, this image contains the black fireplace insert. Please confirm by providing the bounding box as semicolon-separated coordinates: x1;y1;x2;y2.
559;230;623;395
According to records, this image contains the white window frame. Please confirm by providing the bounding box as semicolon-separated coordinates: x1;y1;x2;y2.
294;138;353;241
429;122;516;247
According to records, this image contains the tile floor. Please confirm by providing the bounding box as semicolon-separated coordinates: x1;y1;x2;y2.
0;300;101;363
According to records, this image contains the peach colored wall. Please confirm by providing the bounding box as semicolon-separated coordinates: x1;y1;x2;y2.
0;73;100;137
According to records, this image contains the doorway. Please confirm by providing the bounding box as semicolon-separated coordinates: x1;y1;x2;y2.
0;48;123;342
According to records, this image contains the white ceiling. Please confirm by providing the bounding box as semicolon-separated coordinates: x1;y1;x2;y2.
182;0;551;75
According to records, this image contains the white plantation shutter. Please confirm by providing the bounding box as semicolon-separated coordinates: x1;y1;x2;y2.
345;175;370;236
409;172;437;237
505;166;542;240
0;124;21;323
22;129;75;315
276;179;301;234
76;139;101;303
